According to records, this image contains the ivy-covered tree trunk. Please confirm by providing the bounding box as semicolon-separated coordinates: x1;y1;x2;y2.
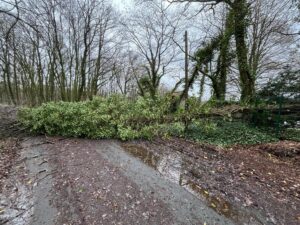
199;74;206;102
211;78;225;100
216;9;234;101
233;0;255;102
211;80;220;100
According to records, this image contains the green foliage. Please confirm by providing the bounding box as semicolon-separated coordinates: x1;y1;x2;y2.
176;97;211;123
282;128;300;142
194;37;220;64
19;95;175;141
258;68;300;100
19;100;116;138
186;120;278;146
19;95;285;146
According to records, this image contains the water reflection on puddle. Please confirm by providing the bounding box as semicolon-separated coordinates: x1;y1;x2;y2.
122;144;183;183
122;143;262;225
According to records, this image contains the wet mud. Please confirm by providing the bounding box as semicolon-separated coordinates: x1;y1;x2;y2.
123;138;300;225
0;137;59;225
1;105;299;225
121;143;267;225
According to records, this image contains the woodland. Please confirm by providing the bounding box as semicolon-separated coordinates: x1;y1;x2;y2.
1;2;300;225
0;0;299;142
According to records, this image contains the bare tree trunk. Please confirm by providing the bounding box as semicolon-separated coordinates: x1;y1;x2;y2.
184;30;189;109
12;33;19;104
36;34;44;104
4;44;16;105
78;10;92;101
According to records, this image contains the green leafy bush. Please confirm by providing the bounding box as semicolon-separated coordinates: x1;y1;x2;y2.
19;101;116;138
19;95;282;145
19;95;175;140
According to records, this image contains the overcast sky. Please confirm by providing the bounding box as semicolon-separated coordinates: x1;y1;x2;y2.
109;0;212;99
112;0;133;10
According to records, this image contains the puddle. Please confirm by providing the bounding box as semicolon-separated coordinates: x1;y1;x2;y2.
122;144;160;169
122;144;186;183
122;143;266;225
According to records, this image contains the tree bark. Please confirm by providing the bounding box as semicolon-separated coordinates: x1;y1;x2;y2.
233;0;255;102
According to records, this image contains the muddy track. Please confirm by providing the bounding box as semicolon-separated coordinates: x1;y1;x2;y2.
2;137;237;225
0;105;299;225
0;105;233;225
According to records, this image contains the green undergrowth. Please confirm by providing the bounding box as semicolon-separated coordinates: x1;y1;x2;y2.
281;128;300;142
18;96;284;145
186;120;279;146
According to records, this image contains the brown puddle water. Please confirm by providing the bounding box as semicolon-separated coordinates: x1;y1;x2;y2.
121;143;265;225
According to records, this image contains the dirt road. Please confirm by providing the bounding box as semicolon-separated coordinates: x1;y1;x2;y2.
0;105;234;225
2;136;236;225
0;105;299;225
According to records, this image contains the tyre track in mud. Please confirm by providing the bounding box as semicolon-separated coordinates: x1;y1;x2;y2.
0;105;58;225
0;104;276;225
1;138;235;223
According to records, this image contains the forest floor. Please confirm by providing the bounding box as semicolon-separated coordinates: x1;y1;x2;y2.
0;105;299;225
